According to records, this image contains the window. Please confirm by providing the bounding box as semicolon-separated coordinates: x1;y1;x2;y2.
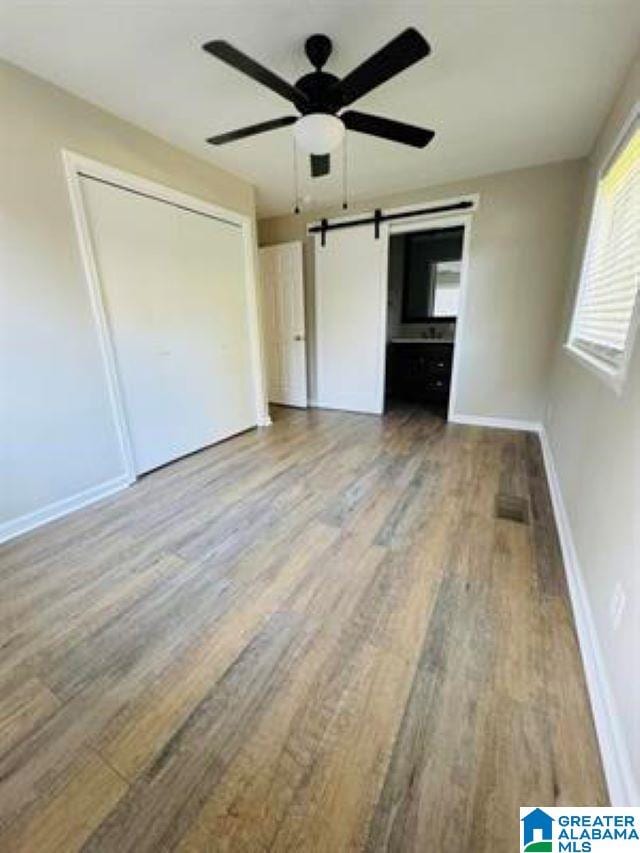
567;112;640;389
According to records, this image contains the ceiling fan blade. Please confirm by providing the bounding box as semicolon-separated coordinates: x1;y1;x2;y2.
310;154;330;177
333;28;430;108
342;110;434;148
203;40;308;107
207;116;297;145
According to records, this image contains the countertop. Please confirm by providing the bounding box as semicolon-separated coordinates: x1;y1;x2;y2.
390;338;454;345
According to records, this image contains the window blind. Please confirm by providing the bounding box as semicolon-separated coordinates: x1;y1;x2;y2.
570;122;640;369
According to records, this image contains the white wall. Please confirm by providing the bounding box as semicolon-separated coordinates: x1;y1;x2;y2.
259;159;586;422
0;60;256;538
545;50;640;804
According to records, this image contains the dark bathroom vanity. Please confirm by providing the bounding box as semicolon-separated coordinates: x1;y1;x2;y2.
386;339;454;405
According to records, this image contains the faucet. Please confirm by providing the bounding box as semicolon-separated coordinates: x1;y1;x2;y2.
421;325;441;340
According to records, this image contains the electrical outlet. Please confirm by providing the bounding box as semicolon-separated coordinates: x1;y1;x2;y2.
610;582;626;631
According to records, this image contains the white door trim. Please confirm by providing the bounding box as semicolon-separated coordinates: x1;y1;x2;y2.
62;149;269;485
376;224;391;414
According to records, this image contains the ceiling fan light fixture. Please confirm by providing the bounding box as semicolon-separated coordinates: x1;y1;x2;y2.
294;113;345;155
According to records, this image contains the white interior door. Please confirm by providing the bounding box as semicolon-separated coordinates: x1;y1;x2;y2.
259;242;307;407
314;224;388;413
81;177;257;474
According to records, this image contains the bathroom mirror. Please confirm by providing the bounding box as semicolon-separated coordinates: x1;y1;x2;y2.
400;226;464;322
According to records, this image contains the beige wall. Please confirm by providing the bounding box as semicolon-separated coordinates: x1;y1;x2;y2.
259;159;586;421
0;60;255;531
545;52;640;803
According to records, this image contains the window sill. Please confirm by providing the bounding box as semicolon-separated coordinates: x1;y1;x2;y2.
563;342;625;395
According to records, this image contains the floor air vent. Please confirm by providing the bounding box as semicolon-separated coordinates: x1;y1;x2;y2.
495;493;530;524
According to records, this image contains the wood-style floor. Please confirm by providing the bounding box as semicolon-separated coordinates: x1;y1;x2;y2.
0;405;606;852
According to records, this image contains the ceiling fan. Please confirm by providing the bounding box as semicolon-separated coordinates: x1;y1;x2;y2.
202;28;434;178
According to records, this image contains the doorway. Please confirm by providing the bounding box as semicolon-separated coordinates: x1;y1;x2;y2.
385;223;464;418
311;202;473;419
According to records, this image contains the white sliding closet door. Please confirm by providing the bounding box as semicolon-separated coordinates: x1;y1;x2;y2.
314;224;388;413
81;177;256;474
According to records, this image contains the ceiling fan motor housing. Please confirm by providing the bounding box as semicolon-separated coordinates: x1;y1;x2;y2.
294;35;342;114
294;71;342;114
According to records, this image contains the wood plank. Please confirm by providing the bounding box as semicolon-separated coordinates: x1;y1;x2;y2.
0;404;606;851
98;522;340;781
0;678;60;758
0;751;127;852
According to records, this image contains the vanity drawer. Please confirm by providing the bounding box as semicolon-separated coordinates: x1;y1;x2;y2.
425;374;450;392
422;376;450;400
387;341;453;402
424;354;452;375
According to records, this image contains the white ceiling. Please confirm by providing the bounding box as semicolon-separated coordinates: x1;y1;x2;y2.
2;1;639;217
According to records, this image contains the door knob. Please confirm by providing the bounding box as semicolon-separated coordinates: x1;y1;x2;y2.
294;334;305;341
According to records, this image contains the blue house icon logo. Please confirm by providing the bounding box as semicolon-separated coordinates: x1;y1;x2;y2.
522;808;554;852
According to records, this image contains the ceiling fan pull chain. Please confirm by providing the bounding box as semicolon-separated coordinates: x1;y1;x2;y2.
293;137;301;214
342;135;349;210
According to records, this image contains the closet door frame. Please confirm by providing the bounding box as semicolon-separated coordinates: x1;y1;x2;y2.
62;149;269;486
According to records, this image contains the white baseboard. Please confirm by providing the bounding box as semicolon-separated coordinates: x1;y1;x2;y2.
539;427;638;806
315;396;383;415
448;412;542;433
0;474;132;545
